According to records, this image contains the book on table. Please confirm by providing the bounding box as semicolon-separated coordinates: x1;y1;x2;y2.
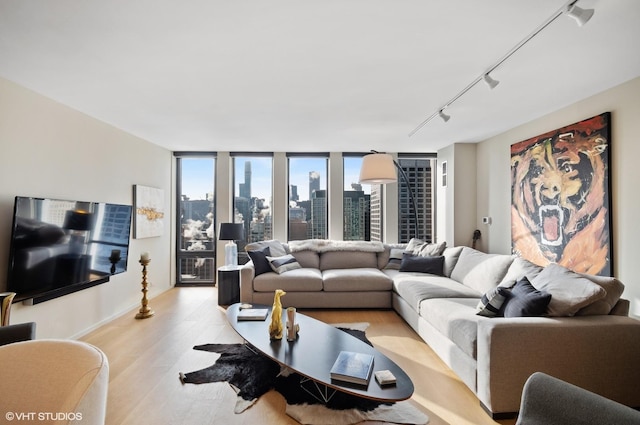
374;369;397;386
237;308;269;321
330;351;375;386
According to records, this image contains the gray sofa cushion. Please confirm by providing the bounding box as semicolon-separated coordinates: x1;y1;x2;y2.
292;250;320;269
442;246;464;277
419;298;483;359
253;268;323;292
389;271;481;311
499;256;544;288
450;247;514;294
320;251;378;270
322;268;392;292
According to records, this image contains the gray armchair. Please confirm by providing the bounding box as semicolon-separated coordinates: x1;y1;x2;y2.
516;372;640;425
0;322;36;346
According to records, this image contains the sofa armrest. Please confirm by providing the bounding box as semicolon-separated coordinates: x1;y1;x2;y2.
477;315;640;415
0;322;36;346
516;372;640;425
239;262;256;303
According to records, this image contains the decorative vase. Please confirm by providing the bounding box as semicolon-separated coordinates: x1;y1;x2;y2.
269;289;286;340
1;292;16;326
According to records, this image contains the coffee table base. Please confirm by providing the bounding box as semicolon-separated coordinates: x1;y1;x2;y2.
300;376;337;404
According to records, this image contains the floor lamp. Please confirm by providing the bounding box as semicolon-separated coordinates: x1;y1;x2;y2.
359;152;419;240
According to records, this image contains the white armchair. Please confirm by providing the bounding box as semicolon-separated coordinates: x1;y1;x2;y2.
0;339;109;425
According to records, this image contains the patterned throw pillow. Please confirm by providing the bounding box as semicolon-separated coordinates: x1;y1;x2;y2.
477;286;511;317
267;254;302;274
384;248;406;270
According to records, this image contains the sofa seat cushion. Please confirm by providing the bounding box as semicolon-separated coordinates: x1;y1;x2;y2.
253;268;323;292
388;271;481;311
419;298;484;359
322;268;392;292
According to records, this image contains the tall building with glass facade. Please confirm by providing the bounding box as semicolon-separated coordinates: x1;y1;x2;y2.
343;190;370;240
398;158;433;243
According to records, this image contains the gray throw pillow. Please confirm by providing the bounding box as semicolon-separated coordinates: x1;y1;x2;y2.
531;263;606;316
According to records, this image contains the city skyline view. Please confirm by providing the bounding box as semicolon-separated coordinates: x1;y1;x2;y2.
181;156;371;204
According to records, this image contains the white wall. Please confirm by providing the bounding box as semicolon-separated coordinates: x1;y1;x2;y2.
0;77;174;338
476;76;640;319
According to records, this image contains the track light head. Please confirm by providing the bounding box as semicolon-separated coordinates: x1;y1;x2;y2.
439;110;451;123
566;4;594;27
483;73;499;89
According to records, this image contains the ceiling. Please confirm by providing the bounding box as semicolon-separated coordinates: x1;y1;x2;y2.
1;0;638;153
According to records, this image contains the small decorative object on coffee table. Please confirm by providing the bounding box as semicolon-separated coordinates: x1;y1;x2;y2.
286;307;300;341
135;253;154;319
269;289;286;339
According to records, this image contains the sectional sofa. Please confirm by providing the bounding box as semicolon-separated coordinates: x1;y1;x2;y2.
238;239;640;417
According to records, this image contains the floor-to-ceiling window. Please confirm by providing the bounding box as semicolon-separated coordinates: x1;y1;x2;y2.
287;154;328;241
175;154;216;285
232;153;273;263
397;154;436;243
343;155;373;241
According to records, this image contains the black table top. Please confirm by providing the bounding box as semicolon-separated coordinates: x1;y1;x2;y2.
226;303;414;402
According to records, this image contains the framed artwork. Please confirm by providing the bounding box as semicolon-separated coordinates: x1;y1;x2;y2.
510;112;612;276
134;185;165;239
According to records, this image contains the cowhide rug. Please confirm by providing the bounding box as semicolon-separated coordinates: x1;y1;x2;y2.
180;325;429;425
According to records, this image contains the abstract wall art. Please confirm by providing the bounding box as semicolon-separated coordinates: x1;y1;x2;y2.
134;185;165;239
510;112;612;276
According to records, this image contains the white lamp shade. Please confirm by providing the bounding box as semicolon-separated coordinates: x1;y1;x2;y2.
359;153;397;184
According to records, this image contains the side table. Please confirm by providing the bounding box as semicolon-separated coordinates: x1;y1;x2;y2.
217;265;243;306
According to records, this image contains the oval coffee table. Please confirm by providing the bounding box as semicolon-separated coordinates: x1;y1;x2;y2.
226;303;414;403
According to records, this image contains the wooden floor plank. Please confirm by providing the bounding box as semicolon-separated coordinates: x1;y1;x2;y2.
81;286;516;425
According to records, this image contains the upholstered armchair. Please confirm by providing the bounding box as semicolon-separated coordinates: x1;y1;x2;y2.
0;339;109;425
516;372;640;425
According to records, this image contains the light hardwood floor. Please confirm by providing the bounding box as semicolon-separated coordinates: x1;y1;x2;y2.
81;286;517;425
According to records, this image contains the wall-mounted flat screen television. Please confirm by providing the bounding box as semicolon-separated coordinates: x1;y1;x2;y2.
6;196;133;304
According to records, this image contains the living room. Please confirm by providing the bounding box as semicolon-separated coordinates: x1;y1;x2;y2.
1;1;640;424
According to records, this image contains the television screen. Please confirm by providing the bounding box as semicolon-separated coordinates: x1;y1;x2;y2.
6;196;132;304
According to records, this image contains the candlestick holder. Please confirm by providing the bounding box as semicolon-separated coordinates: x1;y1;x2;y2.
135;259;154;319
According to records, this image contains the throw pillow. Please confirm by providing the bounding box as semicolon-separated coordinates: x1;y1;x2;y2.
450;247;515;295
399;253;444;275
499;256;544;288
384;248;405;270
417;241;447;257
477;286;511;317
531;263;606;316
267;254;302;274
247;246;272;276
406;238;447;257
502;277;551;318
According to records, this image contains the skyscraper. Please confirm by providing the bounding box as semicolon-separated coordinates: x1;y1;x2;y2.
309;171;320;198
239;161;252;200
343;190;370;240
309;189;327;239
369;184;382;242
398;158;433;243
